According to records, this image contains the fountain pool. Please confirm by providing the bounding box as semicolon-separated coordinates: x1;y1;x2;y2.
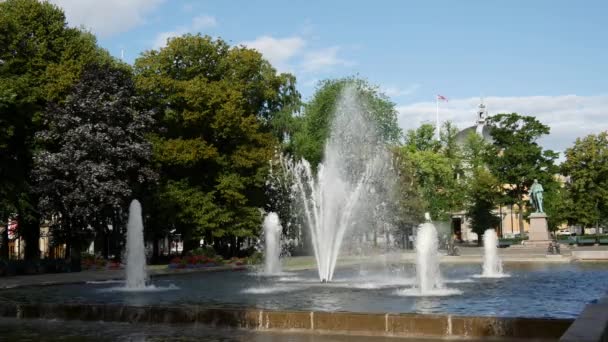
1;263;607;319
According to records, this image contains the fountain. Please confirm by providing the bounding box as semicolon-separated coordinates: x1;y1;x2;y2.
290;85;392;282
480;229;507;278
397;213;461;296
415;213;443;293
125;199;147;289
263;212;282;274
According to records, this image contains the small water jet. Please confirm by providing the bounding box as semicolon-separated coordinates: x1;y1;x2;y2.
397;213;462;297
415;213;443;293
263;212;282;275
125;199;148;289
479;228;508;278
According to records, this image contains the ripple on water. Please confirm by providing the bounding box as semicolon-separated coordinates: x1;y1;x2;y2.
241;286;299;294
99;284;179;293
396;287;463;297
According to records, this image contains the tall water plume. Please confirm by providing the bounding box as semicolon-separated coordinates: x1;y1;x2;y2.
126;199;148;289
263;212;283;274
290;85;393;282
481;229;505;277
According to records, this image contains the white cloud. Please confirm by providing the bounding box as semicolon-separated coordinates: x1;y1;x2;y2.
240;36;306;72
153;30;184;49
240;35;354;75
396;94;608;154
49;0;164;37
382;84;420;98
153;14;218;49
300;46;353;72
191;15;217;30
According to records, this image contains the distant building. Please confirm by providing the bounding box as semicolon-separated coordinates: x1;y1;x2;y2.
454;101;493;145
451;101;530;242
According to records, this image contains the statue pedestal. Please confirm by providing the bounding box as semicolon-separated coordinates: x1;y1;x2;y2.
523;213;552;247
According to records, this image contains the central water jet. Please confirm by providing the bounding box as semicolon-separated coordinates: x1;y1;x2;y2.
290;85;392;282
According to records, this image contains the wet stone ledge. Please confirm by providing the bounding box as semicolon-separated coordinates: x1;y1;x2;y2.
559;294;608;342
0;302;573;340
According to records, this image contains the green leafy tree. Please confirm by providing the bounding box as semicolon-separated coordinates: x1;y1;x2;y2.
403;122;466;221
543;183;573;232
485;113;558;233
392;148;425;247
0;0;111;260
134;34;300;256
34;63;156;259
292;77;401;167
465;168;501;245
561;132;608;232
460;132;500;243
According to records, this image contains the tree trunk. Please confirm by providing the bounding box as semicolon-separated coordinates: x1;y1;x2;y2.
0;222;8;259
183;239;198;256
102;228;109;259
20;213;41;261
151;235;159;264
65;222;72;260
110;214;122;261
518;201;525;237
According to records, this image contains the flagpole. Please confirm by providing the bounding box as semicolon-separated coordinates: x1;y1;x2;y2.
435;96;440;141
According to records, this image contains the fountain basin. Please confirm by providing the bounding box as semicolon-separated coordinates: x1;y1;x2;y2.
1;263;606;319
0;303;573;340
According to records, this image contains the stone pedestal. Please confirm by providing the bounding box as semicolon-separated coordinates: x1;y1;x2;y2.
523;213;552;247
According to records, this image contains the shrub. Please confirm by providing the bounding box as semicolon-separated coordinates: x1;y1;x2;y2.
191;246;217;258
247;251;263;265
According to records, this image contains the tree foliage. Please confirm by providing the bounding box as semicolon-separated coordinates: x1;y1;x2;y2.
402;122;466;221
458;132;500;242
292;77;402;167
486;113;558;231
0;0;111;259
561;132;608;229
33;63;156;257
134;34;300;256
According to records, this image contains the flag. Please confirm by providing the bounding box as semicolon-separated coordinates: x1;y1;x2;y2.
437;94;448;101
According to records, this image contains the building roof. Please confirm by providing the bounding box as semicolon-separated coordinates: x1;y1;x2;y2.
455;124;493;145
454;101;493;145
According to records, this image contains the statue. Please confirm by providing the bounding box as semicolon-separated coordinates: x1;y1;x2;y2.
529;179;544;213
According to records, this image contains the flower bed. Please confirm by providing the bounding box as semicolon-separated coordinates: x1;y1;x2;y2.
81;255;123;270
168;255;223;269
81;255;107;270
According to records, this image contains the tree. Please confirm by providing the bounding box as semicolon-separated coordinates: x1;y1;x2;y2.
458;132;499;243
543;183;573;232
561;132;608;232
392;148;425;247
402;122;466;221
292;77;402;167
485;113;558;233
0;0;111;260
34;63;156;260
134;34;300;256
465;167;501;245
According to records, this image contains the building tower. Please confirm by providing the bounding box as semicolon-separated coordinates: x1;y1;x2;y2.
475;100;487;136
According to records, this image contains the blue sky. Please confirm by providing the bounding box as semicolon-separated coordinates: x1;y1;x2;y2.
50;0;608;153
